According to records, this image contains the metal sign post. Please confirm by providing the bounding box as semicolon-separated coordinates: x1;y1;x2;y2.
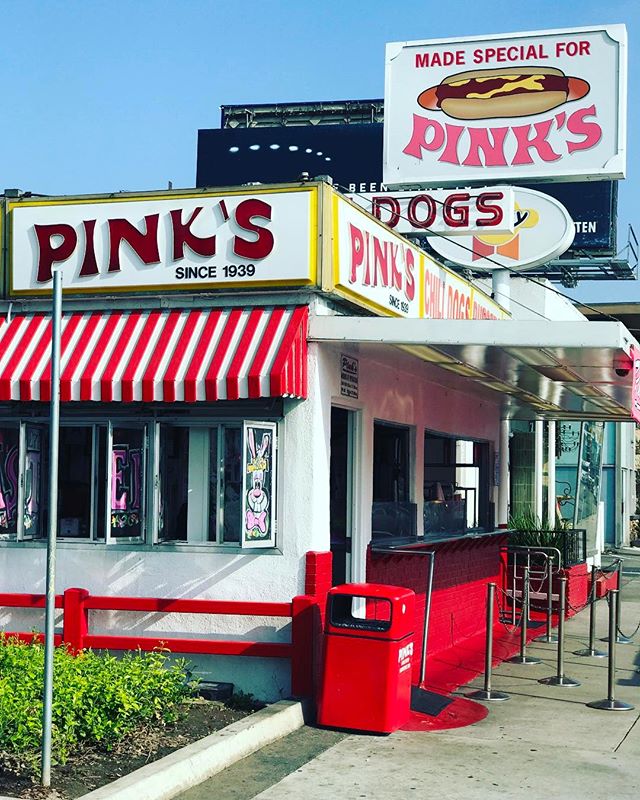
41;269;62;787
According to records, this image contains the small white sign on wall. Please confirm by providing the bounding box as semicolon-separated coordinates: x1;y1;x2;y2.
340;355;359;399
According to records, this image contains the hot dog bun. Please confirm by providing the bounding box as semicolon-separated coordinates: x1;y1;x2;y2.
423;66;572;120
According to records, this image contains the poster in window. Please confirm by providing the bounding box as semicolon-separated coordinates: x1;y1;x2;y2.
23;426;43;537
241;421;277;548
574;421;604;557
0;428;19;535
110;428;144;539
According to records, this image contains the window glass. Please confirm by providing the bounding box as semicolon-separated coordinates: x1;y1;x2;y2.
58;427;93;538
222;427;242;543
110;427;145;539
0;427;19;536
159;426;189;541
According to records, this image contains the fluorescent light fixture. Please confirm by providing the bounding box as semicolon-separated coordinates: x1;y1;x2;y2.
439;363;489;378
532;365;583;382
478;379;518;395
400;345;457;364
567;383;607;398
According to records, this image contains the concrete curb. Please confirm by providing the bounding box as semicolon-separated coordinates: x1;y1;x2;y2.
78;700;306;800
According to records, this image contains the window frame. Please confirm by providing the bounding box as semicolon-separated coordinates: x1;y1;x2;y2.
0;411;281;550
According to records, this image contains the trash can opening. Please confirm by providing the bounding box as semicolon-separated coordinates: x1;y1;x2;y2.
329;594;392;632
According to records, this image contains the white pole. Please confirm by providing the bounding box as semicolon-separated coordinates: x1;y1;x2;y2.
492;269;511;313
41;269;62;787
535;420;544;525
498;418;510;527
547;421;556;528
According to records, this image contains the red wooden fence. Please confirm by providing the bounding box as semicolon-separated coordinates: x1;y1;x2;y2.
0;588;317;698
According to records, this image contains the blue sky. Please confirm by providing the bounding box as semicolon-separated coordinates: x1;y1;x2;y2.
1;0;637;303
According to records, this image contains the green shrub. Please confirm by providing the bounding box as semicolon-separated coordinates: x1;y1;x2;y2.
0;636;195;768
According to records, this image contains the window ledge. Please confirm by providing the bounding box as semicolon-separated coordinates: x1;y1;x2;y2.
0;539;283;555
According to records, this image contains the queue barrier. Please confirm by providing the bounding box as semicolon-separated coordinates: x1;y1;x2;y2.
0;587;317;698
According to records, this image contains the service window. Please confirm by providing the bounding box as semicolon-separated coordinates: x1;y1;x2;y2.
157;423;257;546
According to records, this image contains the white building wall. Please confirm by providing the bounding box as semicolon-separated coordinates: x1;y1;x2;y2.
0;338;501;699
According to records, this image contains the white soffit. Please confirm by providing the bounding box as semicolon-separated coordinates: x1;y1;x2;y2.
309;316;639;420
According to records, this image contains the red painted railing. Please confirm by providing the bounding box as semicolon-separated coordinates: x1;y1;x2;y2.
0;588;317;698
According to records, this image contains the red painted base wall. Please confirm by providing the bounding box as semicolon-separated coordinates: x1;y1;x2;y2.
367;536;508;684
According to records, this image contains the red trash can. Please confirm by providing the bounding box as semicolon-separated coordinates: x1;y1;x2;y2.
317;583;415;734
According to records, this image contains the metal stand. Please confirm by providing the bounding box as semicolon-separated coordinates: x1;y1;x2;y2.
536;556;558;643
600;562;633;645
539;576;580;687
575;565;606;658
508;567;541;665
468;583;510;701
587;589;635;712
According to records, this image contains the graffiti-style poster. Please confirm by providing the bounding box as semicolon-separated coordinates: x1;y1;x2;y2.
110;429;144;538
0;429;19;534
241;422;277;548
23;426;43;537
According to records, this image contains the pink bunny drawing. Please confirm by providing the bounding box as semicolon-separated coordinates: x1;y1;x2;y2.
245;429;271;539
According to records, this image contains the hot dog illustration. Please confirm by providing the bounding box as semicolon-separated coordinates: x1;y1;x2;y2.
417;66;590;120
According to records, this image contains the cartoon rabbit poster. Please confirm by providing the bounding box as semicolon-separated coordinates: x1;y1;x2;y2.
241;421;277;547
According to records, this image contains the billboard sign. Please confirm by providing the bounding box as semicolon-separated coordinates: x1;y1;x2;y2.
347;185;515;236
384;25;627;186
197;124;384;191
426;187;575;271
196;122;616;253
9;187;318;295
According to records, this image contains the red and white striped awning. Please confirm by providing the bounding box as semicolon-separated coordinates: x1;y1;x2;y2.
0;305;308;402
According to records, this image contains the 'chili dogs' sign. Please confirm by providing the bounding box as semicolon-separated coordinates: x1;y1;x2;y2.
384;25;627;186
9;187;318;295
332;194;506;319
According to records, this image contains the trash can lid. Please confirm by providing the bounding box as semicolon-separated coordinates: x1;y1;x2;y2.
329;583;415;602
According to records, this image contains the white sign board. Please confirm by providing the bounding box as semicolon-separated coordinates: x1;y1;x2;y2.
426;187;575;271
384;25;627;186
332;194;507;319
347;185;515;236
9;187;318;295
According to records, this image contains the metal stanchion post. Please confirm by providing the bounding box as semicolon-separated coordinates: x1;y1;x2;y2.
600;562;633;645
468;583;510;702
539;576;580;687
511;553;517;626
508;567;541;665
587;589;635;711
575;565;606;658
615;562;633;645
536;556;558;643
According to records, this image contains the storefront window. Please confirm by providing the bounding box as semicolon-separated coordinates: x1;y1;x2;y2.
424;431;490;536
159;424;246;545
59;426;106;539
0;414;277;548
372;423;415;538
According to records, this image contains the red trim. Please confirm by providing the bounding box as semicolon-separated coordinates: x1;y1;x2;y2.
247;307;285;397
204;307;243;400
101;313;142;401
60;314;102;401
121;311;163;402
79;313;122;401
163;310;202;402
0;317;44;400
226;307;264;401
141;310;181;402
183;310;222;402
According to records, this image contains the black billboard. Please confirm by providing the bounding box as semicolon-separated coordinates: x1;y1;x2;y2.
196;124;615;254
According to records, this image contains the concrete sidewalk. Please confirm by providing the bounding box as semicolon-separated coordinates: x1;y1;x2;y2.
251;570;640;800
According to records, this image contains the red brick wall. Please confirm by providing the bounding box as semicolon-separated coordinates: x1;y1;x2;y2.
367;536;507;683
304;551;333;700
